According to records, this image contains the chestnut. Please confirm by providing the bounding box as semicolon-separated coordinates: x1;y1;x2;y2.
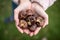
18;9;44;32
27;15;36;22
28;24;37;32
19;20;27;29
18;11;27;20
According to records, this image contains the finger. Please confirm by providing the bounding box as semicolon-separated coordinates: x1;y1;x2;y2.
34;27;41;35
43;22;48;28
14;15;23;33
14;16;24;33
43;19;48;28
16;24;23;33
23;29;30;34
14;5;25;33
15;19;19;26
29;32;33;37
43;22;46;28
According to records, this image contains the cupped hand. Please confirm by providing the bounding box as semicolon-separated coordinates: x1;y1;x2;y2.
14;2;48;37
23;3;48;36
28;3;48;36
14;1;32;33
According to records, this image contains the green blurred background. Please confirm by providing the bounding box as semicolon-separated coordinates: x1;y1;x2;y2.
0;0;60;40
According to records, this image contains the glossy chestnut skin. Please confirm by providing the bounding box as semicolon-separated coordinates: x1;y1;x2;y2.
18;9;44;32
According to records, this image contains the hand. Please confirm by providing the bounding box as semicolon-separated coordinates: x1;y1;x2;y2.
23;3;48;36
28;3;48;36
21;3;48;36
32;3;48;27
14;2;48;37
14;1;32;33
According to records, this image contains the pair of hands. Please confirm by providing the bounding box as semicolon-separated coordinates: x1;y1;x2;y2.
14;1;48;36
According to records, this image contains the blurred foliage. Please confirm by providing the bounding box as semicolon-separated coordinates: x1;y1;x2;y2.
0;0;60;40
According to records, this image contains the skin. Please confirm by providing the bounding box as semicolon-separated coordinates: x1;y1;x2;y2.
30;3;48;36
32;3;48;28
14;0;48;36
14;0;32;35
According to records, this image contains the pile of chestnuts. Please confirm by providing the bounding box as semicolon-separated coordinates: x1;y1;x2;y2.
18;9;44;32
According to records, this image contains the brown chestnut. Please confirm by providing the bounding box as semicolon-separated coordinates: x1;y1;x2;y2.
18;9;44;32
28;24;37;32
19;20;27;29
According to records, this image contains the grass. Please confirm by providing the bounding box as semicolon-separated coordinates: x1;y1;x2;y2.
0;0;60;40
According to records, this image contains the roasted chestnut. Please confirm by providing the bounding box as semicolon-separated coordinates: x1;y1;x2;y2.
28;24;37;32
18;9;44;32
19;20;27;29
18;11;27;20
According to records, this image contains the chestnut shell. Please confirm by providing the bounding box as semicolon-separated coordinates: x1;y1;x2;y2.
18;9;44;31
